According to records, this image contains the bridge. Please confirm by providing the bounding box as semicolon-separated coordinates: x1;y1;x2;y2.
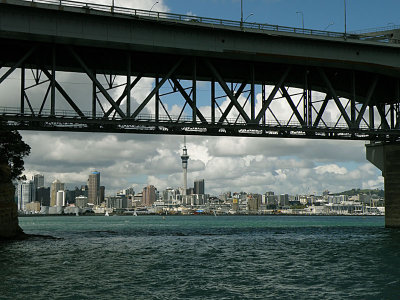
1;0;400;227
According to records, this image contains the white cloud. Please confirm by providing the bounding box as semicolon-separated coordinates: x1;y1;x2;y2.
314;164;348;175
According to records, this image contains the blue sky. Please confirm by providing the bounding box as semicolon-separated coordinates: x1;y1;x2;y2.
164;0;399;32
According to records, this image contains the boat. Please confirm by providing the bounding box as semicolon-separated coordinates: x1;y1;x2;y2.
133;210;138;217
105;211;110;217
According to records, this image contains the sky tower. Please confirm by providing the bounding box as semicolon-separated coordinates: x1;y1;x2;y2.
181;136;189;195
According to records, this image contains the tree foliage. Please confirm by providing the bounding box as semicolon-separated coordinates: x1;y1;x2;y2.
0;118;31;182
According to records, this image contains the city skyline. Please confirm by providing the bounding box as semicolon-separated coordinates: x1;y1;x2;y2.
15;0;394;196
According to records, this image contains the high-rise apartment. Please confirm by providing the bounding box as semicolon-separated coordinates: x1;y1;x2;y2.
88;171;100;205
50;179;64;207
142;185;156;206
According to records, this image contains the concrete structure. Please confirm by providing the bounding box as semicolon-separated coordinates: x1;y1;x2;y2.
50;179;64;207
181;138;189;195
367;143;400;227
88;171;100;205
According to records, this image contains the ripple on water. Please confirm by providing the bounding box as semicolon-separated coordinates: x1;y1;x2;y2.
1;216;400;299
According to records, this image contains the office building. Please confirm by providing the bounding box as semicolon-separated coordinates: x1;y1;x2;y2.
99;186;105;204
50;179;65;207
17;180;36;211
33;174;44;188
88;171;100;205
36;187;50;206
194;179;205;195
56;190;66;207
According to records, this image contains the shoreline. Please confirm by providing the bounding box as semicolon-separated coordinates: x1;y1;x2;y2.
18;213;384;217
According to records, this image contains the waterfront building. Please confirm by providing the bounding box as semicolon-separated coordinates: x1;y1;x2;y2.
33;174;44;188
56;190;66;207
88;171;100;205
106;196;128;209
143;185;156;206
50;179;65;206
26;201;40;213
194;179;205;195
75;195;88;208
279;194;289;207
17;180;36;211
180;137;189;195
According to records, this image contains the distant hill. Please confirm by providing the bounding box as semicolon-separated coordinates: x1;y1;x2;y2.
331;188;384;198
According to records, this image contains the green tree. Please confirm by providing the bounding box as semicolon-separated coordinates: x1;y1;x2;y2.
0;118;30;182
0;118;30;239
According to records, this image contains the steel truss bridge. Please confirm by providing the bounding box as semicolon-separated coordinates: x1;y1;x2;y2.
1;0;400;141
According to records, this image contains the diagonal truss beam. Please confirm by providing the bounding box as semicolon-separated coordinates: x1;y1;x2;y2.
104;74;143;118
318;68;352;127
131;58;183;119
313;94;330;127
255;66;291;123
171;78;207;123
0;47;37;85
41;69;85;117
280;86;305;125
355;75;379;127
377;104;390;129
203;59;251;123
218;81;247;124
68;46;126;118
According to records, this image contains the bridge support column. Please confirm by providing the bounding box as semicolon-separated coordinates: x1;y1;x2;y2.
366;143;400;228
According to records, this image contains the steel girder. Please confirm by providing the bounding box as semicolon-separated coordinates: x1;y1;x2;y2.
1;45;400;142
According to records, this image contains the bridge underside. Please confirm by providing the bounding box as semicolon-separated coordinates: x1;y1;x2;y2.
0;39;400;141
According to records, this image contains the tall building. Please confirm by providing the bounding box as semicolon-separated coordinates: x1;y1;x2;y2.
180;137;189;195
88;171;100;205
99;186;105;204
17;180;36;211
36;187;50;206
194;179;205;195
56;190;66;207
50;179;64;207
142;185;156;206
33;174;44;188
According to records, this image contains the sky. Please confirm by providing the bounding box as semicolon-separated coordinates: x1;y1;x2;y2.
15;0;397;196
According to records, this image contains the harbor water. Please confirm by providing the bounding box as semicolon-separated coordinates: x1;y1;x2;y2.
1;215;400;299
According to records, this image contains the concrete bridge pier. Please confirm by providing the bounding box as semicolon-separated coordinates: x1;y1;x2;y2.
366;143;400;228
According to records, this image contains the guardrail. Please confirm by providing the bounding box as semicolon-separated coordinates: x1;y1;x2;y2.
19;0;399;44
0;106;377;131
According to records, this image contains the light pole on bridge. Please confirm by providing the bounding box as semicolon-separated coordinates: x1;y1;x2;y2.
296;11;304;31
150;1;159;12
344;0;347;36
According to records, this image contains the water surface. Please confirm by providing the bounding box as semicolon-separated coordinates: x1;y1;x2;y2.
1;215;399;299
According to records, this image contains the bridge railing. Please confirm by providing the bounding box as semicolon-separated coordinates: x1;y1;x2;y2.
0;106;376;132
22;0;399;44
